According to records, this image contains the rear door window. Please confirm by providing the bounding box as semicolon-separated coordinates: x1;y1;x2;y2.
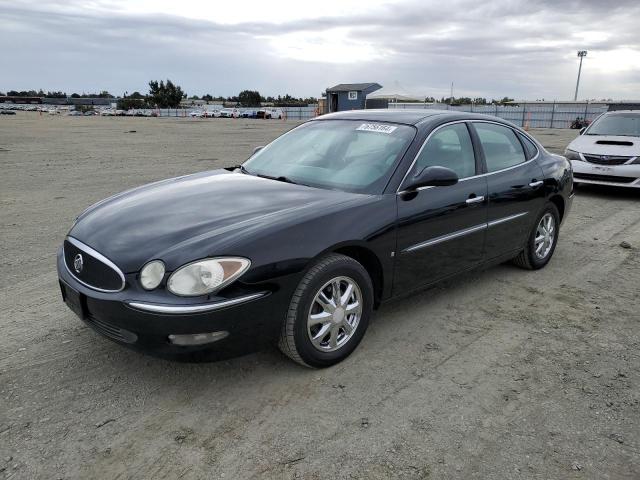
474;123;526;172
518;134;538;159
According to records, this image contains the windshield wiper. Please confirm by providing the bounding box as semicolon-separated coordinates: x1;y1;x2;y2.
230;164;252;174
256;173;303;186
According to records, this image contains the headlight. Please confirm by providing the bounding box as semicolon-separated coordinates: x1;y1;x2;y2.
563;149;581;161
140;260;165;290
167;257;250;297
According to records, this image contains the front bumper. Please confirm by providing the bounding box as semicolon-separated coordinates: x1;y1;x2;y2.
57;248;293;360
571;160;640;188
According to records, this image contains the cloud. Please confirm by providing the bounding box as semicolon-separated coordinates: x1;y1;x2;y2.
1;0;639;99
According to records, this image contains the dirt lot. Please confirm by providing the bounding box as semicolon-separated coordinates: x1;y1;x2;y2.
1;114;639;479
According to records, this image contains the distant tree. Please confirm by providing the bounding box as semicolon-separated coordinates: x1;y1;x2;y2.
7;90;41;97
238;90;262;107
473;97;488;105
98;90;114;98
0;92;4;96
189;95;200;100
70;93;81;98
496;96;514;105
45;91;67;98
148;79;184;107
201;94;213;102
128;91;145;99
117;97;150;110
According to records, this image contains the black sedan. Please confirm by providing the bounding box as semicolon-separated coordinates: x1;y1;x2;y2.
57;110;573;367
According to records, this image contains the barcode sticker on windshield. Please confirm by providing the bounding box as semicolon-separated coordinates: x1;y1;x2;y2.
356;123;398;134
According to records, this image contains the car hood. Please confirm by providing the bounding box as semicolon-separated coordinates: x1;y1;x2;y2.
69;170;365;272
568;134;640;156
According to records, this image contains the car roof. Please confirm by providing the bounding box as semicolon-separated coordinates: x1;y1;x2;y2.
603;110;640;115
315;109;510;126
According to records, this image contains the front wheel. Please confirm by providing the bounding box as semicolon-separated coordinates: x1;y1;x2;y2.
278;254;373;368
512;203;560;270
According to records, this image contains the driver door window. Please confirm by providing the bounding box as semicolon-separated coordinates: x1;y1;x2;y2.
412;123;476;179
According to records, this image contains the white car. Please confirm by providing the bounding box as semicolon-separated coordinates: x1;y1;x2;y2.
189;110;204;118
257;108;284;119
219;108;240;118
565;110;640;188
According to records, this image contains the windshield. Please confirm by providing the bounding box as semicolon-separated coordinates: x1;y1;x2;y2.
242;120;415;194
586;113;640;136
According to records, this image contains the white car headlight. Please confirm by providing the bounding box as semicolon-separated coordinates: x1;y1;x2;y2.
563;149;581;161
140;260;165;290
167;257;251;296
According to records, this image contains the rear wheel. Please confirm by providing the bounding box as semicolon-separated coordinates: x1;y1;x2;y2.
278;254;373;368
513;203;560;270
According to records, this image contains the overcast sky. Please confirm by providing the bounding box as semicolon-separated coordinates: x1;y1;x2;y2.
1;0;639;100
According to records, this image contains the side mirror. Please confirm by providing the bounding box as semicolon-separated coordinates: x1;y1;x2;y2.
579;127;586;135
404;166;458;191
252;146;264;156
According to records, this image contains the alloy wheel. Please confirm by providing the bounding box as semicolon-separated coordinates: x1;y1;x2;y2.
534;212;556;259
307;276;362;352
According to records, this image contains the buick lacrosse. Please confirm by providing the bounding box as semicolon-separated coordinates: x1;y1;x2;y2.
58;110;573;367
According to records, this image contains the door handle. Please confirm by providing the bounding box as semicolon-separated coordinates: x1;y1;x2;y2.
529;180;544;188
466;195;485;204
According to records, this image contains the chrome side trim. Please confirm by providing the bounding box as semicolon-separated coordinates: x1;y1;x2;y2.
64;236;126;293
402;211;529;253
402;223;487;253
126;292;268;314
487;211;529;227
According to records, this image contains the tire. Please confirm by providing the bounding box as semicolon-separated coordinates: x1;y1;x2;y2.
278;254;373;368
512;203;560;270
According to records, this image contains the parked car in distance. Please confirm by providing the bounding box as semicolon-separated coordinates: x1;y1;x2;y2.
219;108;240;118
0;110;16;115
257;108;284;119
48;108;59;115
189;110;204;118
57;110;573;367
204;109;221;118
67;111;82;116
241;109;258;118
565;110;640;188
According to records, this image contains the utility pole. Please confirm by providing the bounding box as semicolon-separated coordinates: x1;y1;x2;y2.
574;50;587;101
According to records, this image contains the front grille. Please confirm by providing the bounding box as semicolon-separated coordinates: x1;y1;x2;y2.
86;313;138;344
583;154;633;166
64;238;125;292
574;173;637;184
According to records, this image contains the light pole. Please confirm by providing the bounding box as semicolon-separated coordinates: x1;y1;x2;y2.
574;50;587;101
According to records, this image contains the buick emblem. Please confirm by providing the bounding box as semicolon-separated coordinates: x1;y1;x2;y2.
73;253;84;273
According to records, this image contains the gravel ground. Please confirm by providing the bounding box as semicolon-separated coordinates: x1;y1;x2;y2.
1;114;639;479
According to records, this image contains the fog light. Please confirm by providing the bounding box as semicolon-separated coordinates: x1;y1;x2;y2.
168;331;229;346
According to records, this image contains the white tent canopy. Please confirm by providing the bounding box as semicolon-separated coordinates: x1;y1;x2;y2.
365;81;425;102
